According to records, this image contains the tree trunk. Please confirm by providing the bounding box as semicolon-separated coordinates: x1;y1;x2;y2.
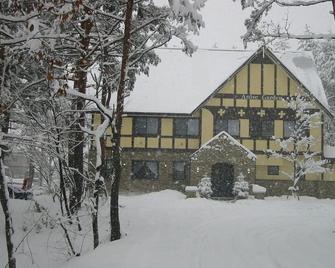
69;17;93;213
110;0;134;242
0;155;16;268
0;23;16;267
92;178;100;249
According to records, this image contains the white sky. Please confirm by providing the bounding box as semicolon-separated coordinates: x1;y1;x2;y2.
158;0;335;49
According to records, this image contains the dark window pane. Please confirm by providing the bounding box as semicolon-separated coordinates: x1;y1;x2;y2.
173;161;186;180
146;161;158;179
250;120;261;137
228;119;240;136
132;161;158;180
147;118;159;135
214;118;228;135
133;161;143;176
262;120;274;137
187;119;199;136
175;118;188;136
284;121;295;138
268;166;279;175
134;118;147;135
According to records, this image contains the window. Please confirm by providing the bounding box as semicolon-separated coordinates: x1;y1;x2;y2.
262;120;274;137
132;161;159;180
174;118;199;137
268;166;279;175
214;118;240;136
284;121;295;138
250;120;274;138
173;161;187;180
134;117;159;136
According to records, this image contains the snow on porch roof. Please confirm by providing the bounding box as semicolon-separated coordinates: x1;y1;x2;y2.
191;131;257;161
124;47;329;115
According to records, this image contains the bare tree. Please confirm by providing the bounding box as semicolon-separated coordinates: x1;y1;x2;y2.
237;0;335;47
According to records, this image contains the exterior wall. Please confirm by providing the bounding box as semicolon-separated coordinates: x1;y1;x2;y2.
120;150;193;192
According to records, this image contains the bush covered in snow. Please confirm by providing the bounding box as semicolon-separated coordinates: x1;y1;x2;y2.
197;177;213;198
232;173;249;199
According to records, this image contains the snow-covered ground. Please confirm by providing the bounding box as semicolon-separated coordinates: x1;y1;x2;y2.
2;191;335;268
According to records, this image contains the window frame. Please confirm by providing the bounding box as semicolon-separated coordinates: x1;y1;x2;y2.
250;120;274;138
132;160;159;180
133;117;159;136
173;118;200;138
214;117;240;137
267;165;279;176
173;161;187;181
261;120;274;138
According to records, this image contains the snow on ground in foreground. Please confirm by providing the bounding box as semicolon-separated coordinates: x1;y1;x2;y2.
67;191;335;268
2;191;335;268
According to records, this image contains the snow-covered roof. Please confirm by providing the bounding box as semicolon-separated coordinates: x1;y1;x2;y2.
124;47;329;115
272;50;329;112
192;131;257;161
124;48;253;114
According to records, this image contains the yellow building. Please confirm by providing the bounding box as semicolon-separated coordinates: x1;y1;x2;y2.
94;47;335;197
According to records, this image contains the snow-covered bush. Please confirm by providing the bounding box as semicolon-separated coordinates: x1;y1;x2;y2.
197;177;213;198
232;173;249;199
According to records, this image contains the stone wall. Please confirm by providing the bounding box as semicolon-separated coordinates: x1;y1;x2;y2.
190;133;256;186
255;179;335;199
120;150;193;192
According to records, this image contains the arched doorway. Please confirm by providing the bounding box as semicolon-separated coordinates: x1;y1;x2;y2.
211;163;234;197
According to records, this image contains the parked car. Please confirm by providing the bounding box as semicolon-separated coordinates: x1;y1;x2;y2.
7;184;33;200
4;166;33;200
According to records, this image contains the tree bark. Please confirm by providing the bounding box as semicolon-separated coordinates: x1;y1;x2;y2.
110;0;134;242
0;156;16;268
69;16;93;213
0;17;16;266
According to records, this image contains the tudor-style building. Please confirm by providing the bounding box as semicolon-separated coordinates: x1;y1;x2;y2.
93;47;335;197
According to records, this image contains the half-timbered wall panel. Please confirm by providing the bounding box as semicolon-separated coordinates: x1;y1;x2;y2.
161;118;173;136
121;117;132;135
218;78;234;94
236;65;248;94
276;66;288;96
250;64;261;95
263;64;275;95
240;119;249;138
201;108;214;144
120;137;132;148
134;137;145;148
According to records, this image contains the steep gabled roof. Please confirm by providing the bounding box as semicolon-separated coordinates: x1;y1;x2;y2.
124;47;330;115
